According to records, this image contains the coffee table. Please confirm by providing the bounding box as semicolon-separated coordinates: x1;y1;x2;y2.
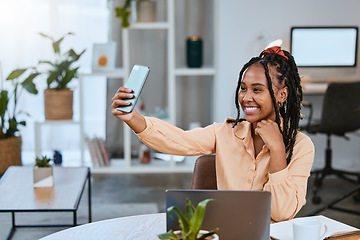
0;166;91;240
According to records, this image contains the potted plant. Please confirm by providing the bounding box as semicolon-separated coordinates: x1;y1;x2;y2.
33;155;54;187
158;198;219;240
0;68;40;176
38;32;85;120
115;0;156;28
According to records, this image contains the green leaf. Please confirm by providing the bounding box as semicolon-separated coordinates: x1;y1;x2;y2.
6;69;27;80
19;121;26;126
157;230;178;240
189;199;214;239
115;7;131;28
52;32;74;54
47;71;60;88
0;90;9;117
167;206;191;234
39;32;54;41
185;198;195;220
21;73;40;94
62;67;78;88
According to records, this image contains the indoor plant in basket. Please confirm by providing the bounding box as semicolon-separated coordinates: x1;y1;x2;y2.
33;155;54;188
38;32;85;120
0;68;40;176
158;198;219;240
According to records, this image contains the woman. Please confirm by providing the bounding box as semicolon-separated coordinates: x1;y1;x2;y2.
111;46;314;222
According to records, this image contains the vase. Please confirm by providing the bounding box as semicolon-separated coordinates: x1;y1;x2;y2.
0;136;22;176
137;1;156;22
33;167;54;188
186;36;203;68
44;88;73;120
173;230;219;240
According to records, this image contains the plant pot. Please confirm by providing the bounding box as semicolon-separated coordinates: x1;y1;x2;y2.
0;136;22;176
173;230;219;240
44;88;73;120
33;167;54;188
137;1;156;22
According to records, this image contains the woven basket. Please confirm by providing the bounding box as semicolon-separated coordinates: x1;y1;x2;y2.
0;136;22;176
44;88;73;120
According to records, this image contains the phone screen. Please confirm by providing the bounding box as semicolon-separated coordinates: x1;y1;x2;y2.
116;65;150;113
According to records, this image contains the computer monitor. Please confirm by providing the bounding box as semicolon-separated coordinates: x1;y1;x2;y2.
290;26;358;67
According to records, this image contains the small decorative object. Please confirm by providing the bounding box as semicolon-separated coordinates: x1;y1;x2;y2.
186;36;203;68
53;150;62;165
0;67;40;175
115;0;156;28
137;0;156;22
158;198;219;240
33;156;54;188
38;32;85;120
139;143;151;164
91;42;117;72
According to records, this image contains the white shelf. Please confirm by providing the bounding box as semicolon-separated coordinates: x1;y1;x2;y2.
79;69;125;78
35;120;81;125
174;67;216;76
130;22;170;29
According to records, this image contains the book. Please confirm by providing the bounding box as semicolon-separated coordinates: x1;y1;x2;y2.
98;138;110;166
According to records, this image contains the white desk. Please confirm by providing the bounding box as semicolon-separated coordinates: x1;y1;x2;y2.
40;213;358;240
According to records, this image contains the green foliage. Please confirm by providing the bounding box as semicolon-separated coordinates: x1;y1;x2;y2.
0;68;40;139
114;0;147;28
34;155;52;168
158;198;218;240
38;32;85;90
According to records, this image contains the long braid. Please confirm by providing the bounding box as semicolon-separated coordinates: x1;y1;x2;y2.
230;49;303;165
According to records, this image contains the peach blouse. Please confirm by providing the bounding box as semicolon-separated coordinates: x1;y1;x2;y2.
137;117;315;222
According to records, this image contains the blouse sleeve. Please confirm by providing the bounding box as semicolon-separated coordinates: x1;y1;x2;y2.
136;117;217;156
263;133;315;222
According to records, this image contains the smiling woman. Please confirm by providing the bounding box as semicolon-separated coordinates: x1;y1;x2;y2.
0;0;109;163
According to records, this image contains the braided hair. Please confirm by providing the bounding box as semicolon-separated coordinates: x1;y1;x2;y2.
228;48;303;164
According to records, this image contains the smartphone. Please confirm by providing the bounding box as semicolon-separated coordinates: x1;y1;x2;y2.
116;65;150;113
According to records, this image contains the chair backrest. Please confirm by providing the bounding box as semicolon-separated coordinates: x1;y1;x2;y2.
320;81;360;135
191;155;217;190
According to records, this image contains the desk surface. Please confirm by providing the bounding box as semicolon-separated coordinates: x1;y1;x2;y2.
40;213;358;240
0;166;89;210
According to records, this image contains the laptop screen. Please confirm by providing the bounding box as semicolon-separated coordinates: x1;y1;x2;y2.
166;189;271;240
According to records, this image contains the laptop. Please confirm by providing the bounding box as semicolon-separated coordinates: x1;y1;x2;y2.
165;189;271;240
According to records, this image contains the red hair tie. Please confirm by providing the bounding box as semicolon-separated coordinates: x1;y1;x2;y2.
263;46;289;61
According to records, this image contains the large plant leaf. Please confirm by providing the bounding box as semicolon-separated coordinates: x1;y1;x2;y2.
189;199;214;239
6;69;27;80
21;73;40;94
52;32;74;54
47;70;60;88
61;67;78;88
185;198;195;220
167;206;191;234
0;90;9;117
158;230;178;240
115;7;131;28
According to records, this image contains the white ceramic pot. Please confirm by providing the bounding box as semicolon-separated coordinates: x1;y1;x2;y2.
33;167;54;188
173;230;219;240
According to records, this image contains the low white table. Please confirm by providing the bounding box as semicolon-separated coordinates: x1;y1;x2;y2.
41;213;358;240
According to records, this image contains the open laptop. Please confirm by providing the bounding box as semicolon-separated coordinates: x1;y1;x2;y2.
166;189;271;240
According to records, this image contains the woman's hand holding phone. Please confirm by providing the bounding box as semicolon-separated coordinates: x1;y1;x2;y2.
111;87;147;133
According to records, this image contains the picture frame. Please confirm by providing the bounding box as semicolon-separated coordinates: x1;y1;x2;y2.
91;42;117;71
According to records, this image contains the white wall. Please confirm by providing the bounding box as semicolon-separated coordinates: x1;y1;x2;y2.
215;0;360;122
215;0;360;170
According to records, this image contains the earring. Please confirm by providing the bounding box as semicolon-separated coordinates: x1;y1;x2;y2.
278;102;284;108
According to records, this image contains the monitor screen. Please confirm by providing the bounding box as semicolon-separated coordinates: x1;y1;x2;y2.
290;26;358;67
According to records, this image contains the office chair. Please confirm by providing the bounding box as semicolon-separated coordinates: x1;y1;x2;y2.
191;155;217;190
302;81;360;206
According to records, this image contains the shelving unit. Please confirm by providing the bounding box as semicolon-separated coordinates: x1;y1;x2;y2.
90;0;218;173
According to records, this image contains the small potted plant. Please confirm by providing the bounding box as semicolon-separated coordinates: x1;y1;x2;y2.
0;68;40;176
38;32;85;120
158;198;219;240
115;0;156;28
33;156;54;188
